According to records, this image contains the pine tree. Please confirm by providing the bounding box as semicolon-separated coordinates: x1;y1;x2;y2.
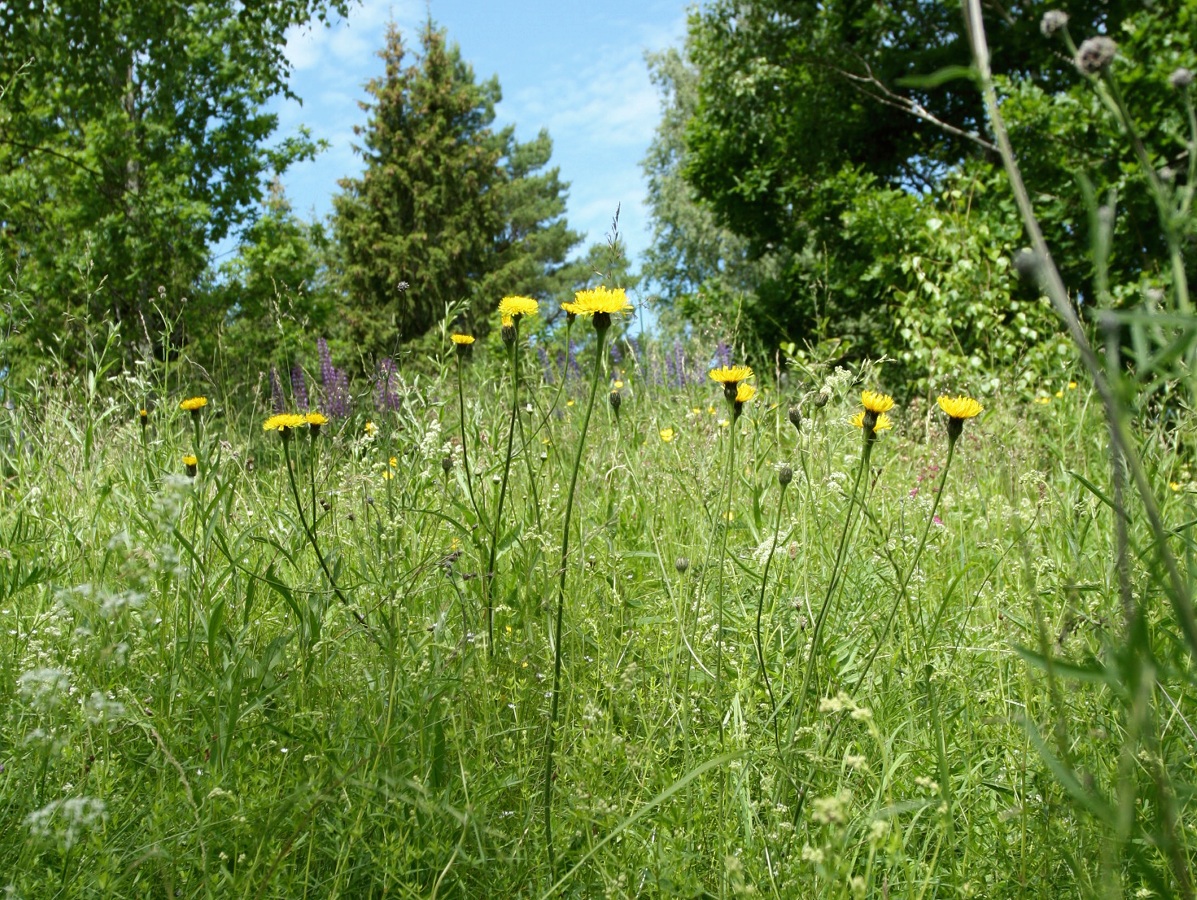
333;21;581;359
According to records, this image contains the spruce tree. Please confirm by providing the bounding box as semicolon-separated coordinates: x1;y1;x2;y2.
333;21;581;358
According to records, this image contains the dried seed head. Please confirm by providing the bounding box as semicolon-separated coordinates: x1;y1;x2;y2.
1039;10;1069;36
1075;36;1117;75
1170;67;1194;90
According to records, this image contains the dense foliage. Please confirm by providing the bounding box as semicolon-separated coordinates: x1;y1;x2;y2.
0;0;350;378
646;0;1197;394
331;23;584;363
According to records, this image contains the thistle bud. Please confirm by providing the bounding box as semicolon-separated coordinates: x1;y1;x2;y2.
778;464;793;487
788;405;802;431
501;323;517;345
813;390;830;409
675;557;690;574
1075;36;1116;75
609;390;622;413
442;456;453;474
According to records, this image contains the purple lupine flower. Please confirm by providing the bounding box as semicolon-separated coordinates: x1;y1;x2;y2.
328;368;351;418
318;337;335;388
672;340;686;387
538;346;555;384
375;358;401;411
716;340;731;370
609;341;622;365
291;365;309;410
269;366;285;414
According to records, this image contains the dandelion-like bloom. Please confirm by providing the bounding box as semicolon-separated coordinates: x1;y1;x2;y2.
364;421;377;436
861;390;895;414
561;301;586;318
183;454;198;477
710;364;754;403
305;411;329;437
574;286;632;317
263;413;306;438
498;296;539;319
937;395;982;442
851;410;893;433
451;333;475;345
180;396;207;413
660;427;675;442
733;382;755;420
138;408;148;424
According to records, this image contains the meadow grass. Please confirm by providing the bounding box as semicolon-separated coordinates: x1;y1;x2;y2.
0;338;1194;898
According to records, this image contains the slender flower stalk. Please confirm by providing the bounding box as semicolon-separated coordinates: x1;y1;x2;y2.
708;366;755;744
180;395;207;469
789;390;893;745
756;464;791;751
487;301;537;653
451;335;482;524
544;286;630;872
266;414;374;642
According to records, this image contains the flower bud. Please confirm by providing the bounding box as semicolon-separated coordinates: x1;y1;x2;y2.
442;456;453;473
778;464;793;487
609;390;622;413
788;405;802;431
675;557;690;574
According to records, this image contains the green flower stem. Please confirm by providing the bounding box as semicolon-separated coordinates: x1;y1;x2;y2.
713;407;738;745
281;433;374;641
543;321;607;874
486;321;522;655
456;356;482;526
789;432;872;745
756;477;788;752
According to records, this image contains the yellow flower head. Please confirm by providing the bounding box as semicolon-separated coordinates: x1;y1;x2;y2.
936;396;983;420
561;301;586;317
389;456;398;468
364;421;378;435
735;383;756;404
182;454;198;467
574;286;632;317
659;428;675;442
1068;381;1078;390
709;365;754;385
138;408;148;419
451;333;475;345
180;396;208;412
263;413;306;432
498;296;539;318
501;315;514;329
613;380;624;390
861;390;895;414
851;410;893;433
305;412;329;427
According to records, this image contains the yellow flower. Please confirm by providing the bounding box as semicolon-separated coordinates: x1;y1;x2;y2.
451;333;475;345
1055;389;1064;398
305;412;329;427
501;315;514;329
561;301;586;317
1034;396;1051;405
182;454;198;467
709;365;753;385
613;380;624;389
389;456;398;468
708;405;716;415
364;421;378;435
660;428;675;442
263;413;306;432
498;296;539;318
138;408;148;420
573;286;632;316
718;418;730;428
1068;381;1078;390
1170;482;1182;492
382;470;394;481
735;383;756;404
566;399;575;407
851;411;893;433
936;396;983;420
861;390;895;414
180;396;208;412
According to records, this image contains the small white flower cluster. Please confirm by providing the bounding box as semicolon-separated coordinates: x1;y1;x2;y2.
24;796;108;850
17;667;72;712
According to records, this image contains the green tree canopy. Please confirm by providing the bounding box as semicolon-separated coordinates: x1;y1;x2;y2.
332;21;582;361
0;0;349;376
667;0;1197;393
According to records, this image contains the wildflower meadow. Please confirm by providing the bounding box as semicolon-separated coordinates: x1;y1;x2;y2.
3;1;1197;897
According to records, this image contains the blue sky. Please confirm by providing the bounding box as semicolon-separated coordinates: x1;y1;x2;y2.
264;0;690;273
